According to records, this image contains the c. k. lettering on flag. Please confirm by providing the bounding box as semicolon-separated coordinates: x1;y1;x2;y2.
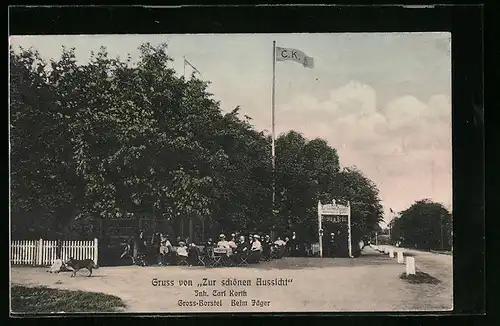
276;47;314;68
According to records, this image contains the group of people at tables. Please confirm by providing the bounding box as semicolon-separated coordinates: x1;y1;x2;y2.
123;230;301;266
204;233;289;264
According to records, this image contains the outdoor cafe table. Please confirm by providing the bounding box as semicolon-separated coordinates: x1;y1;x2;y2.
213;247;233;266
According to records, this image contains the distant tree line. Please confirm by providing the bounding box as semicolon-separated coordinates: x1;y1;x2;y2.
10;42;384;244
389;199;452;251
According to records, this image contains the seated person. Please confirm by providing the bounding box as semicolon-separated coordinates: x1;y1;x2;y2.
159;233;172;265
262;235;272;258
228;234;237;250
251;235;262;252
204;238;214;255
233;236;249;259
137;231;147;256
187;243;200;266
269;237;281;257
274;237;286;247
284;236;290;256
152;232;161;253
217;234;230;249
176;241;188;263
249;235;262;263
120;238;134;262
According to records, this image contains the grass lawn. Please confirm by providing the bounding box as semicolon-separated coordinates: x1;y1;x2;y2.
11;284;127;313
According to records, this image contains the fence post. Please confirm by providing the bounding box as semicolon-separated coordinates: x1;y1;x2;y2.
94;238;99;265
37;238;43;266
406;256;416;275
397;251;404;264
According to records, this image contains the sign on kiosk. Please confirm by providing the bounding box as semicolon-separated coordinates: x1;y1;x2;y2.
320;203;350;216
323;215;348;223
317;199;352;258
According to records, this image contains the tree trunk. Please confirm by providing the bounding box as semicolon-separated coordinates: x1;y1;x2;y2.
133;217;140;260
133;237;138;260
201;218;205;242
99;218;104;239
189;217;193;243
56;239;62;259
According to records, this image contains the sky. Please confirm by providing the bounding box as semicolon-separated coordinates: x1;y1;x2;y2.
9;33;452;224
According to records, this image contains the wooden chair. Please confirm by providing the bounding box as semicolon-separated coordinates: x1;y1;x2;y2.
197;254;207;267
177;254;189;266
187;246;202;266
249;250;262;264
279;246;286;258
176;246;190;266
270;246;281;259
221;248;235;267
211;247;229;267
205;248;223;268
261;245;273;261
235;251;250;267
165;249;178;266
200;247;213;267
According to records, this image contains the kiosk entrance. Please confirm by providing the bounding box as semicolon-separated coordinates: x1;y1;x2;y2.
317;199;352;258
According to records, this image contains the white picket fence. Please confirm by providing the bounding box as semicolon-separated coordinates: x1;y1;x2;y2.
10;238;98;266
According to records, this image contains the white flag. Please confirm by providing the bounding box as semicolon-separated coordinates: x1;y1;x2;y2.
276;46;314;68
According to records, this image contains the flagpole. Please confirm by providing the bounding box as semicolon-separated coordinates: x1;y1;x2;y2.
183;56;186;78
348;201;352;258
272;40;276;215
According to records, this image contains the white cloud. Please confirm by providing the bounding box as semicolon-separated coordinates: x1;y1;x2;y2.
257;81;452;215
328;81;377;117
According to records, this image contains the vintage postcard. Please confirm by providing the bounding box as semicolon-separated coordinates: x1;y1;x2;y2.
9;32;452;314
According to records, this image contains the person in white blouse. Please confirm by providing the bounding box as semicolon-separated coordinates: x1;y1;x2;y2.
251;235;262;252
274;236;286;247
177;241;188;257
217;234;230;248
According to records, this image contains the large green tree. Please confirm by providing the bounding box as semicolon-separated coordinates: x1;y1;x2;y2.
10;42;383;246
10;46;86;239
274;132;383;245
390;199;452;250
332;167;384;242
10;43;272;240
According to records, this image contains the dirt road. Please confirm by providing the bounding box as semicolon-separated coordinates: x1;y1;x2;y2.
10;247;452;313
376;245;453;290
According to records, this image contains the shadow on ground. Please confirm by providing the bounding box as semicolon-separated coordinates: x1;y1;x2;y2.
400;271;441;284
185;248;397;270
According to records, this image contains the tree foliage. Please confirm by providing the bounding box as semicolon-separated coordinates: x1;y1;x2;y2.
275;132;384;243
10;42;384;242
389;199;452;250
